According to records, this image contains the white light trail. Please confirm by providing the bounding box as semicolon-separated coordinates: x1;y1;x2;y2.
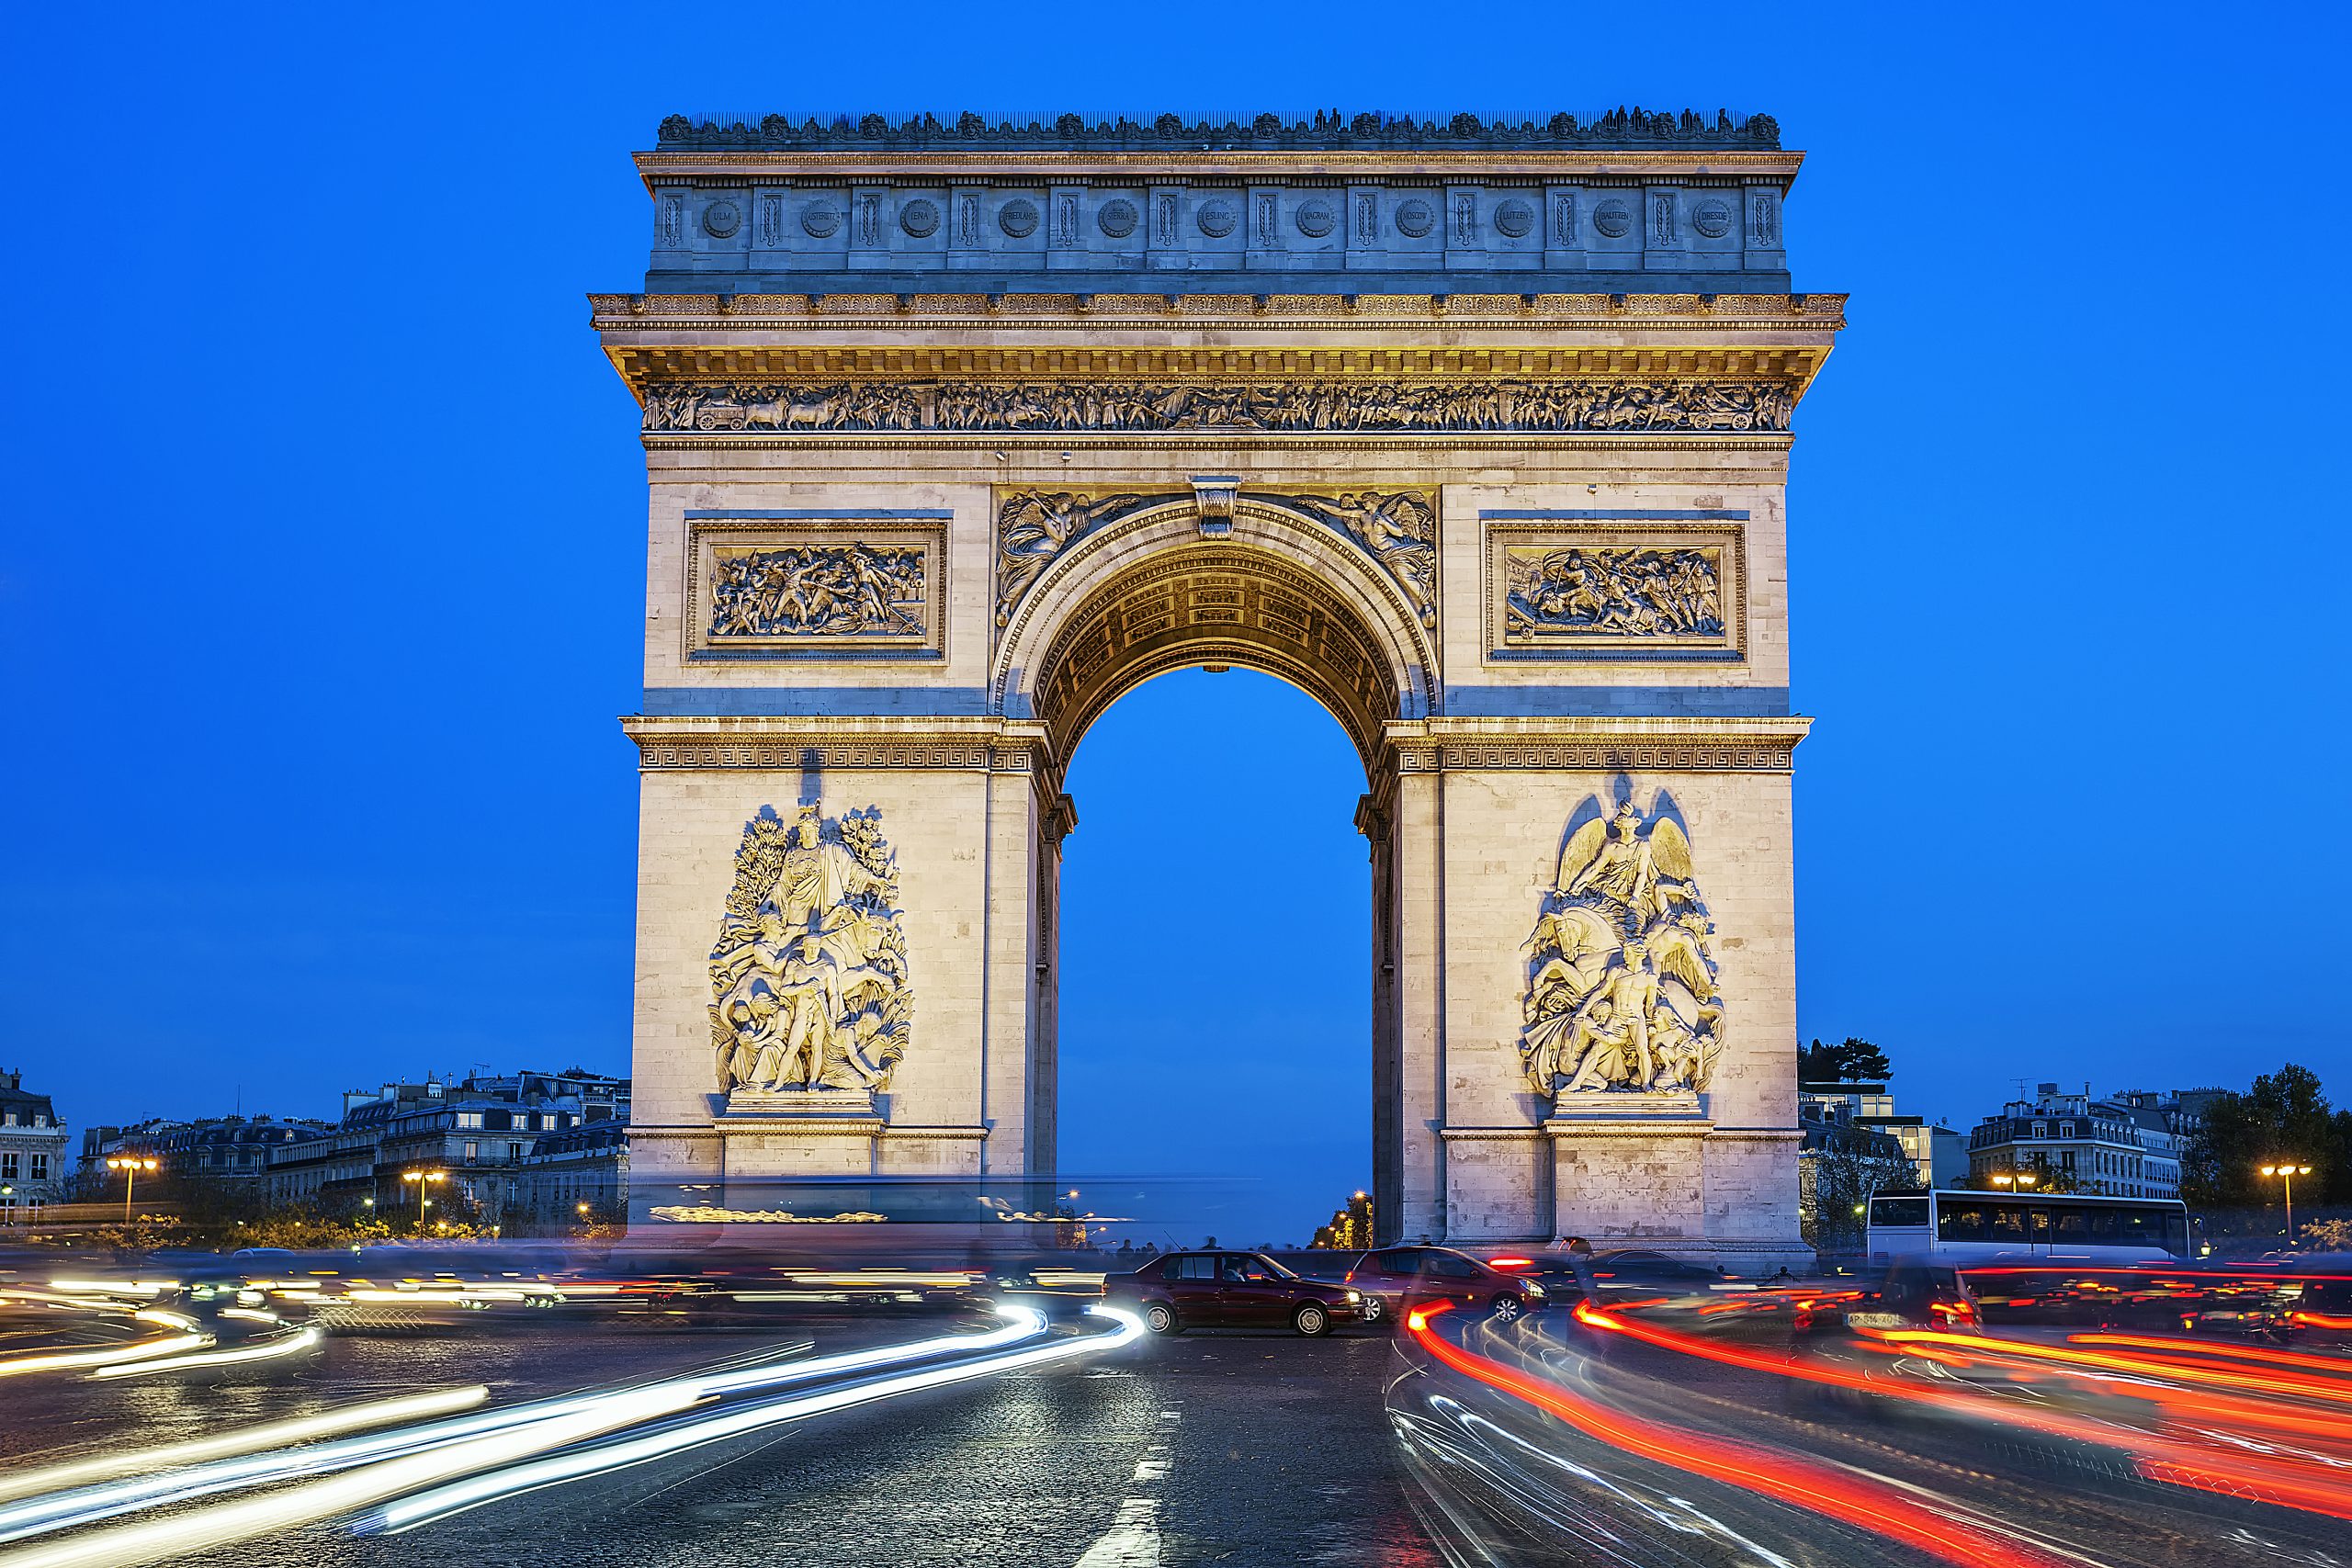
0;1387;700;1568
93;1325;323;1379
0;1305;1050;1545
368;1304;1144;1533
0;1387;490;1507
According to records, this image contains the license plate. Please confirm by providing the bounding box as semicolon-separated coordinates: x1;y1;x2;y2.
1847;1312;1905;1328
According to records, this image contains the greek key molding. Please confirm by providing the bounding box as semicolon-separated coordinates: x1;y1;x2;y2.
623;718;1050;773
1397;743;1795;773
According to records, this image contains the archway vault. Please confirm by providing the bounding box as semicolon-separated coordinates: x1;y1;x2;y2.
995;498;1439;781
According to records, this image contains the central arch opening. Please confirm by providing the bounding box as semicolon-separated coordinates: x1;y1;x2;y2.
1009;525;1427;1249
1056;668;1369;1247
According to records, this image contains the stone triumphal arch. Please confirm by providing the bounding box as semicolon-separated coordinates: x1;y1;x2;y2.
599;110;1840;1265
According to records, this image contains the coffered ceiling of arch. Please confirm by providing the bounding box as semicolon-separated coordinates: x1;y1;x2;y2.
1031;547;1403;774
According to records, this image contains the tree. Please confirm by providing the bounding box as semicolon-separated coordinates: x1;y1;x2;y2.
1799;1036;1894;1083
2182;1063;2352;1207
1803;1139;1915;1250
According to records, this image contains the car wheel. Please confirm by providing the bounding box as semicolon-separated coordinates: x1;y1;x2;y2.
1294;1303;1331;1337
1488;1293;1525;1325
1357;1295;1386;1325
1144;1302;1182;1336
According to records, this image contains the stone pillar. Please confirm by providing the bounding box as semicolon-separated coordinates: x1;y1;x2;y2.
1391;764;1447;1241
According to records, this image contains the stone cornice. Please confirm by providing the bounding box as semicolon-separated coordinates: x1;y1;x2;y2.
652;107;1783;156
623;713;1050;772
1388;714;1813;773
592;290;1846;333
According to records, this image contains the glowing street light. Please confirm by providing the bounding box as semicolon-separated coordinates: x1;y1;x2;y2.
400;1168;447;1225
105;1156;159;1224
1989;1170;2037;1190
2261;1163;2314;1245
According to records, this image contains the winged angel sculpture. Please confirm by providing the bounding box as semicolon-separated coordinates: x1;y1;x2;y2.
1519;800;1725;1101
709;806;912;1100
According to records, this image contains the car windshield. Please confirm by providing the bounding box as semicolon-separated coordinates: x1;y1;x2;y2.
1237;1253;1296;1280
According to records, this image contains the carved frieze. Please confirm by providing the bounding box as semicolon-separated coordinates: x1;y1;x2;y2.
643;378;1795;436
687;518;945;661
710;806;912;1109
1485;524;1743;661
1520;799;1725;1107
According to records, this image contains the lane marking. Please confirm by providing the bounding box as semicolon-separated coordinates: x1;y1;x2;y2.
1074;1498;1160;1567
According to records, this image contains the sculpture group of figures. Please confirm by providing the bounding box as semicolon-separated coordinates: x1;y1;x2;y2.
643;378;1795;436
708;544;927;640
1519;800;1726;1102
710;807;912;1098
992;489;1436;630
1505;546;1724;640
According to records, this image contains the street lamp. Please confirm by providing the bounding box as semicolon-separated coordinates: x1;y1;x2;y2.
2260;1163;2313;1246
400;1168;447;1225
105;1156;159;1224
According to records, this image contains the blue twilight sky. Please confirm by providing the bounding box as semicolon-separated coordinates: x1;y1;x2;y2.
3;3;2347;1245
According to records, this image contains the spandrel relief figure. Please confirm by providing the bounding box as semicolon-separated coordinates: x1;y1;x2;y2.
710;806;912;1100
1519;799;1725;1102
1279;492;1438;627
994;491;1148;625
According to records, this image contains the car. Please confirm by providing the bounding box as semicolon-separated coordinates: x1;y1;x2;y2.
1105;1250;1365;1337
1331;1246;1548;1325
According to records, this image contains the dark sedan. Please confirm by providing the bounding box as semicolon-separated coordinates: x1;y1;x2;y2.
1107;1250;1365;1337
1325;1245;1550;1325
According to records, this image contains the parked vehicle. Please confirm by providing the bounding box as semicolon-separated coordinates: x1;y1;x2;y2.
1105;1250;1365;1337
1326;1246;1548;1325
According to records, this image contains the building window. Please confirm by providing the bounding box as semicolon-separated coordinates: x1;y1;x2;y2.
0;1154;16;1179
2062;1152;2075;1171
26;1200;40;1219
29;1155;46;1181
458;1111;483;1130
463;1141;479;1164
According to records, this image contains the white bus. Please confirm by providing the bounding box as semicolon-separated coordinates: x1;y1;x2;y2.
1865;1190;2189;1263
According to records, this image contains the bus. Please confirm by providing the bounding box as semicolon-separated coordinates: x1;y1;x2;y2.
1864;1190;2189;1262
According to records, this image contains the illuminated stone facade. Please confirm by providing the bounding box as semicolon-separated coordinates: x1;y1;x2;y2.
604;111;1838;1264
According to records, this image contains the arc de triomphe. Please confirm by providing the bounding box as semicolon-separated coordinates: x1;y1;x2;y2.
598;110;1839;1266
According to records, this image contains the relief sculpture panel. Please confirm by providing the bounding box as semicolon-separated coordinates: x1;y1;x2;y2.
1487;525;1742;660
688;520;945;660
1519;799;1725;1111
645;378;1795;436
711;806;912;1114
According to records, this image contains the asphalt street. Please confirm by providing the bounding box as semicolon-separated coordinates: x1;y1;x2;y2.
12;1316;1441;1567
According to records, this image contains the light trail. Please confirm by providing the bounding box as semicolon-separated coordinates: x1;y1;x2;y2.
0;1387;491;1507
0;1312;211;1380
2066;1331;2352;1378
1406;1305;2079;1568
93;1325;323;1379
1874;1327;2352;1409
0;1386;702;1568
364;1304;1145;1533
1570;1300;2352;1522
0;1308;1048;1545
